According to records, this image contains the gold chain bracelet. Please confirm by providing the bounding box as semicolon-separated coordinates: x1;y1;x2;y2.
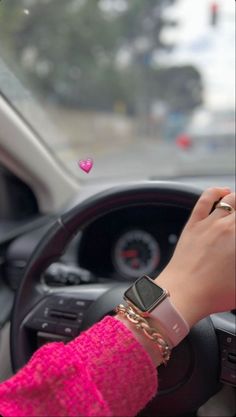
115;304;172;365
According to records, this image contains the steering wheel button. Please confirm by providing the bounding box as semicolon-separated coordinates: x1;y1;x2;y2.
49;296;72;308
228;353;236;364
221;366;236;386
56;323;80;338
35;306;50;319
50;310;77;321
28;319;57;333
69;299;91;309
218;331;236;348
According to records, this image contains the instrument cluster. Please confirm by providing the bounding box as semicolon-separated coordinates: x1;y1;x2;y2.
77;205;187;281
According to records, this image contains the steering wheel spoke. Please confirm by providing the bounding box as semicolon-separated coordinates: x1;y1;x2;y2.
22;283;113;343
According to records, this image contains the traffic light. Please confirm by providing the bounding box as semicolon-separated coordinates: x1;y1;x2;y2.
210;2;219;27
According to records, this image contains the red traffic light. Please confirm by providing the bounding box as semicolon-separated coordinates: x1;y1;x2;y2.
210;2;219;26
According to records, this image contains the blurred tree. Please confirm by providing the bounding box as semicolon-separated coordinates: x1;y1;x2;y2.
151;65;203;111
0;0;203;114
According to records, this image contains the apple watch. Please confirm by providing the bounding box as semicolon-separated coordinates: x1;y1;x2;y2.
124;275;190;347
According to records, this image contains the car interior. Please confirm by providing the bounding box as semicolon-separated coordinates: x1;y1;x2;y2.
0;0;235;416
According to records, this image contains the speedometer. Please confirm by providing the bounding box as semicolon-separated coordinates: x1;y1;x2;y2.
113;230;160;279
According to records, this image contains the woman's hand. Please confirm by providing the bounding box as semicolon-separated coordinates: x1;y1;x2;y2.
117;187;235;366
156;187;235;327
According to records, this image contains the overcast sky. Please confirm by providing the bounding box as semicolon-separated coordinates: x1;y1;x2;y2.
161;0;235;109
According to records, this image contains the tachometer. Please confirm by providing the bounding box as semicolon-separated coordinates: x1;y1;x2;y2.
113;230;160;279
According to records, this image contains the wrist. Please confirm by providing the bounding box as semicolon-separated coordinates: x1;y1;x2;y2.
154;267;201;328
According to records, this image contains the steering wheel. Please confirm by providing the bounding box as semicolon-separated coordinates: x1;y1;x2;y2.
11;182;225;416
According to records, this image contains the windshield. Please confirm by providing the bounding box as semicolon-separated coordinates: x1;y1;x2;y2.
0;0;235;182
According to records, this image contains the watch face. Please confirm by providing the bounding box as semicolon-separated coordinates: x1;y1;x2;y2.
124;275;165;312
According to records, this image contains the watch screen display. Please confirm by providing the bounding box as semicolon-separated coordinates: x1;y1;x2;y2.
124;275;165;312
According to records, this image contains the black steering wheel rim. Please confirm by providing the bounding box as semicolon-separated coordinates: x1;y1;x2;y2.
11;181;221;416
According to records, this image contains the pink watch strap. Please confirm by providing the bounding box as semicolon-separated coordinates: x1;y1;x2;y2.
150;296;190;347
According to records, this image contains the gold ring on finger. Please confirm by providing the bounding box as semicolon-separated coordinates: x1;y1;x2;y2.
215;201;235;214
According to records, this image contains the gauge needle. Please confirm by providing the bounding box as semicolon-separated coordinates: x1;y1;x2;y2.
121;250;139;258
131;259;140;269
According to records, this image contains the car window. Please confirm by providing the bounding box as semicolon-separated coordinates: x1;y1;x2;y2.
0;0;235;181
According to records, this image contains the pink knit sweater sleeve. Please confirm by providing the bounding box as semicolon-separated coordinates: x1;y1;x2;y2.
0;316;158;416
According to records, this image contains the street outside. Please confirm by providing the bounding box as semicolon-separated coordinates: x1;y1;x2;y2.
43;105;235;182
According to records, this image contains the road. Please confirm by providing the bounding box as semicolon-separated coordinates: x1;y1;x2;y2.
36;105;235;182
62;139;235;182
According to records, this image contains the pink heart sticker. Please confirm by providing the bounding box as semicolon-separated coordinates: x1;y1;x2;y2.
78;158;93;173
